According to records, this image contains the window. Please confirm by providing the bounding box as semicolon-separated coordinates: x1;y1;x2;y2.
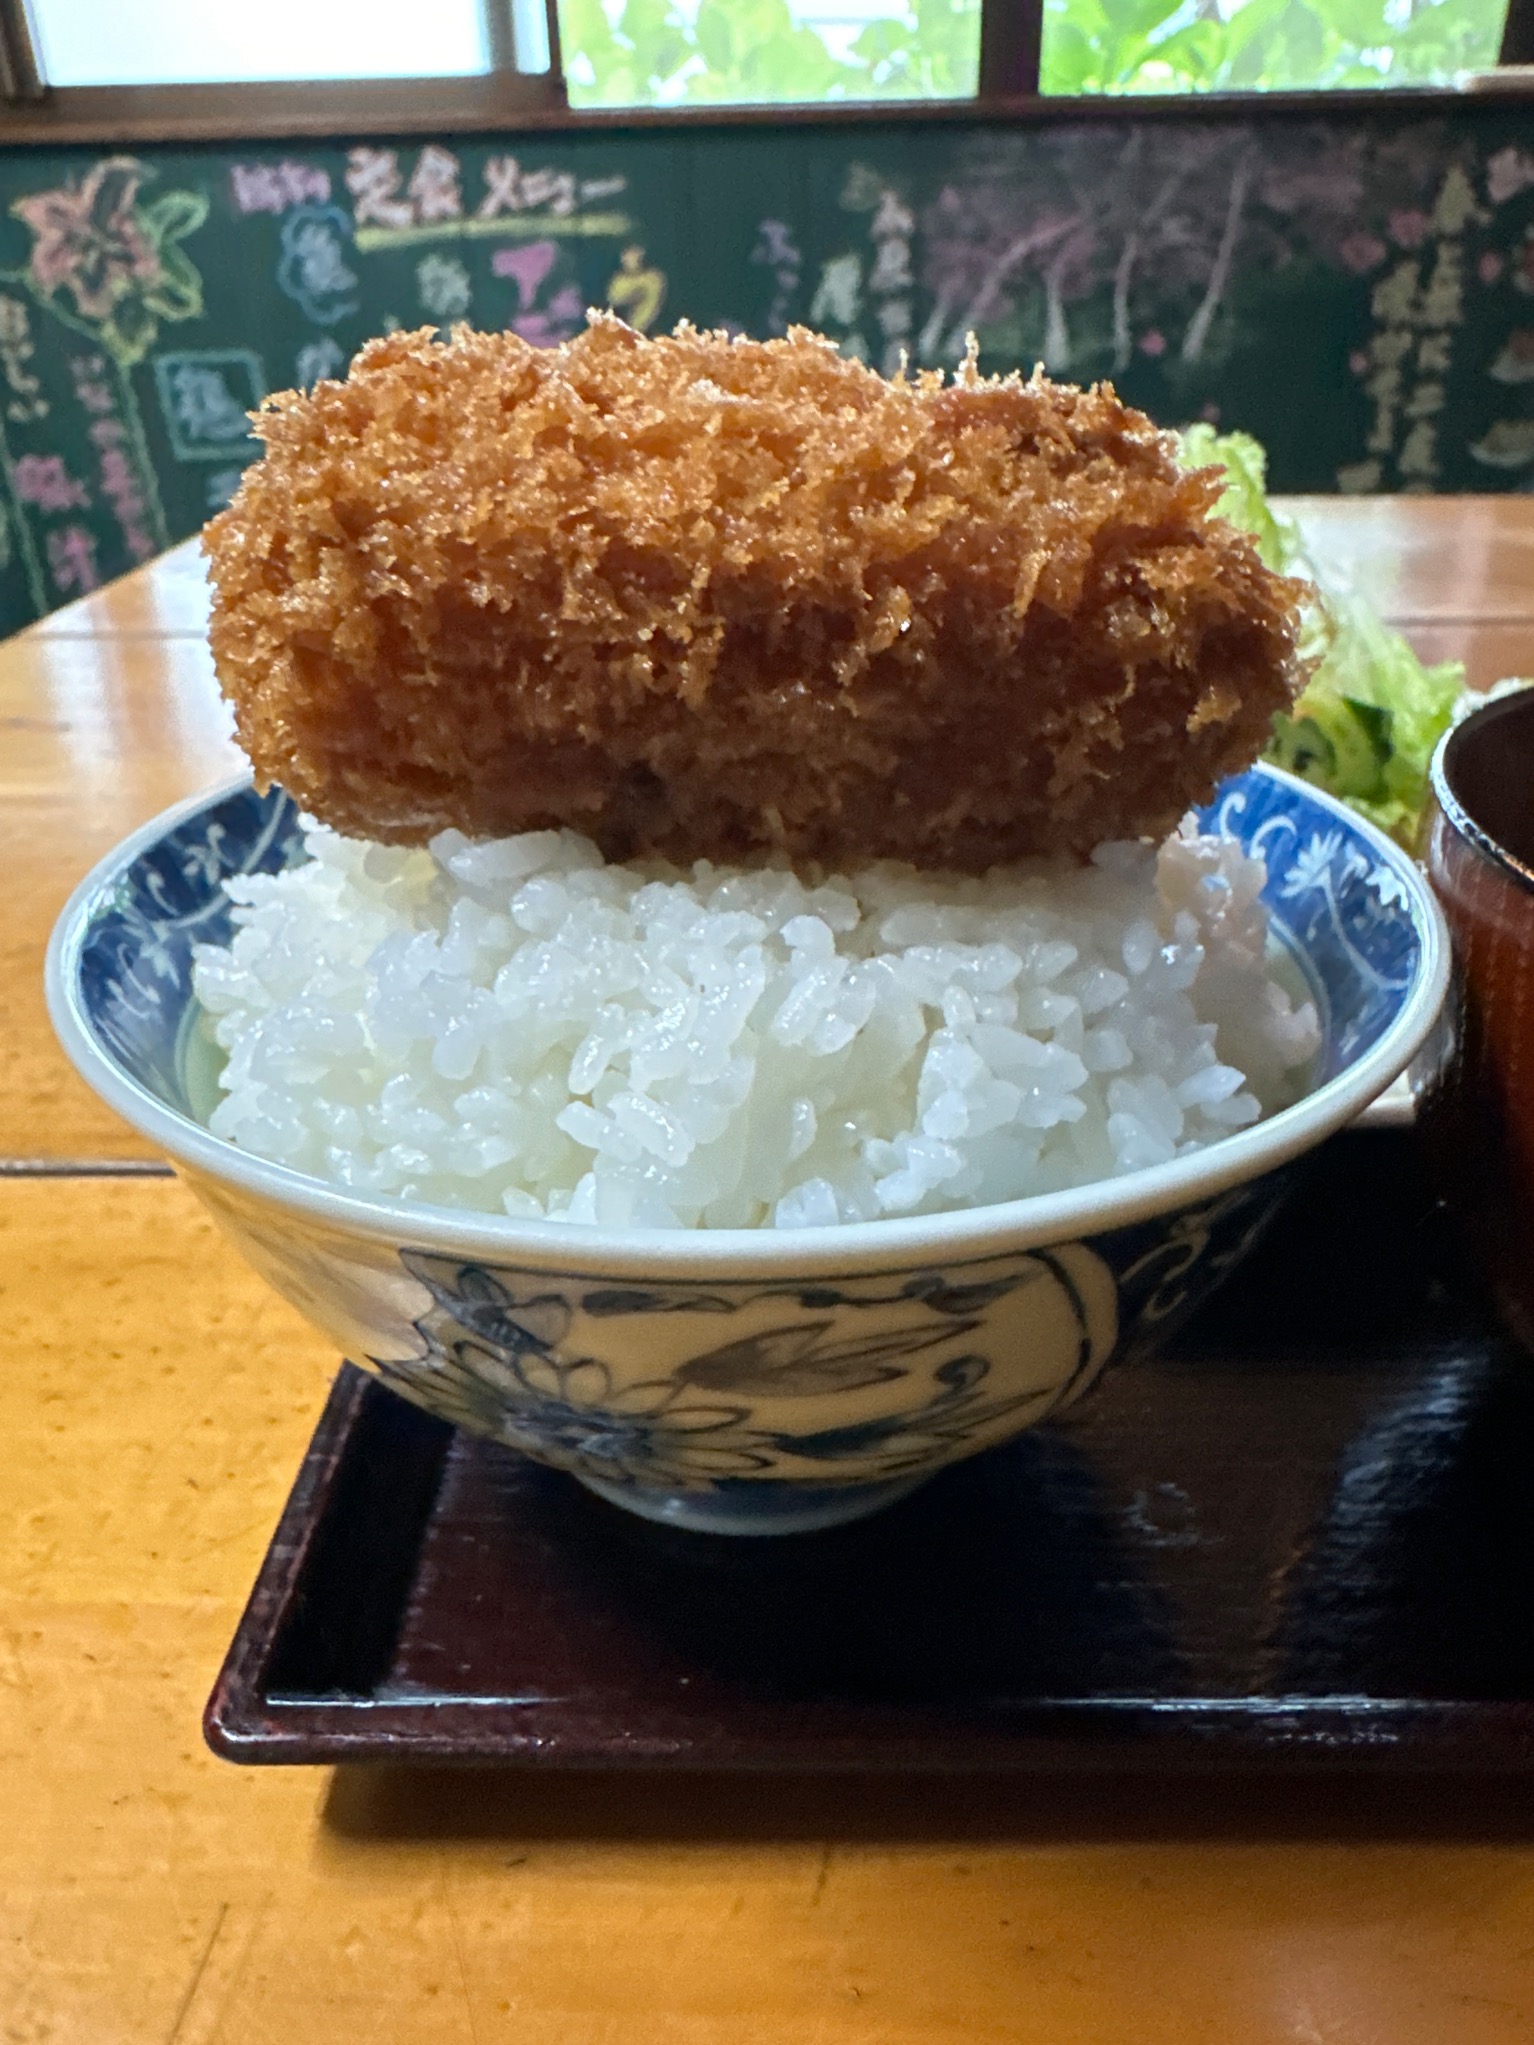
3;0;561;136
31;0;496;88
559;0;981;107
1039;0;1511;94
0;0;1529;135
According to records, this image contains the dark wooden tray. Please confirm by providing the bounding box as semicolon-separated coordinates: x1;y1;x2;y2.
206;1130;1534;1770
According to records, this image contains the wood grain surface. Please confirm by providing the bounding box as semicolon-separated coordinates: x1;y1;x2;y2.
1284;495;1534;623
5;1182;1534;2045
30;538;213;639
0;625;238;1161
5;512;1534;2042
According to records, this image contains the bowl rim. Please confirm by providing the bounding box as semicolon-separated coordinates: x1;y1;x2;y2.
46;763;1450;1276
1429;687;1534;898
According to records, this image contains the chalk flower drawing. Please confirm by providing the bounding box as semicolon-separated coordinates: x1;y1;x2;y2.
10;155;208;365
14;158;156;318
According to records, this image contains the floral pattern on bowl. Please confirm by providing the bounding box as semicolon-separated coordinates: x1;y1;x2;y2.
374;1242;1119;1490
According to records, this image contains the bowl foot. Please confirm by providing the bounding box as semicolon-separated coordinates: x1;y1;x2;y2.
575;1472;925;1535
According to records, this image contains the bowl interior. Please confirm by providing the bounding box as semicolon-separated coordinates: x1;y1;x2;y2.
67;766;1425;1150
75;788;305;1117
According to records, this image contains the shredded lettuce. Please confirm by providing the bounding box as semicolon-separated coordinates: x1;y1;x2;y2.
1179;423;1306;578
1177;424;1475;846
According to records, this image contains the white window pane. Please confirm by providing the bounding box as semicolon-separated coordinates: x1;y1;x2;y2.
31;0;492;87
511;0;552;69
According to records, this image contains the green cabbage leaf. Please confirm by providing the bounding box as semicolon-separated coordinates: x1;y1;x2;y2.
1178;423;1472;845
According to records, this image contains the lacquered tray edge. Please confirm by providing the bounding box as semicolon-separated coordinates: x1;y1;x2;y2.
205;1369;1534;1773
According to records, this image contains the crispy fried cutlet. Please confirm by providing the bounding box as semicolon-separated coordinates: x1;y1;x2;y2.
204;317;1306;871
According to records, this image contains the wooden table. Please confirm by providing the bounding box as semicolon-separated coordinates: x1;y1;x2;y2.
6;512;1534;2043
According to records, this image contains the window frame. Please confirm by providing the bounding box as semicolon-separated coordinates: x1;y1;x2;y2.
1;0;1531;140
0;0;568;140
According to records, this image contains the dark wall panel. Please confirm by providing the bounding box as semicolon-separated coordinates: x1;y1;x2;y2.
2;107;1532;634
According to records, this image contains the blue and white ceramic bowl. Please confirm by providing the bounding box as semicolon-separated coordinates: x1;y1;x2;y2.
48;764;1448;1535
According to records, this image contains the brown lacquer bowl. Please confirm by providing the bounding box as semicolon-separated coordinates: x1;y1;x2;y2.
1423;690;1534;1351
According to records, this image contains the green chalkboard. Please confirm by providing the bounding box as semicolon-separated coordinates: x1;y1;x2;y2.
1;106;1532;637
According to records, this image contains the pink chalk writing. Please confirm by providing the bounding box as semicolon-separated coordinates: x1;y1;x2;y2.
230;161;332;216
492;240;558;306
46;523;99;597
11;453;88;513
90;420;155;561
511;290;583;349
71;355;115;416
69;354;155;561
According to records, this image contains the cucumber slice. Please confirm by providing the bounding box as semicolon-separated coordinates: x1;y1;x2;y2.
1267;711;1336;785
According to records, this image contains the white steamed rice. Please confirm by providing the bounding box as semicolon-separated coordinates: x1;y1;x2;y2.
190;822;1320;1230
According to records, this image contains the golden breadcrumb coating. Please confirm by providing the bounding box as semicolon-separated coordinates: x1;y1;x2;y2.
204;317;1307;871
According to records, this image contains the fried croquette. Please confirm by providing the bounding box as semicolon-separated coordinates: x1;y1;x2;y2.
204;317;1307;871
